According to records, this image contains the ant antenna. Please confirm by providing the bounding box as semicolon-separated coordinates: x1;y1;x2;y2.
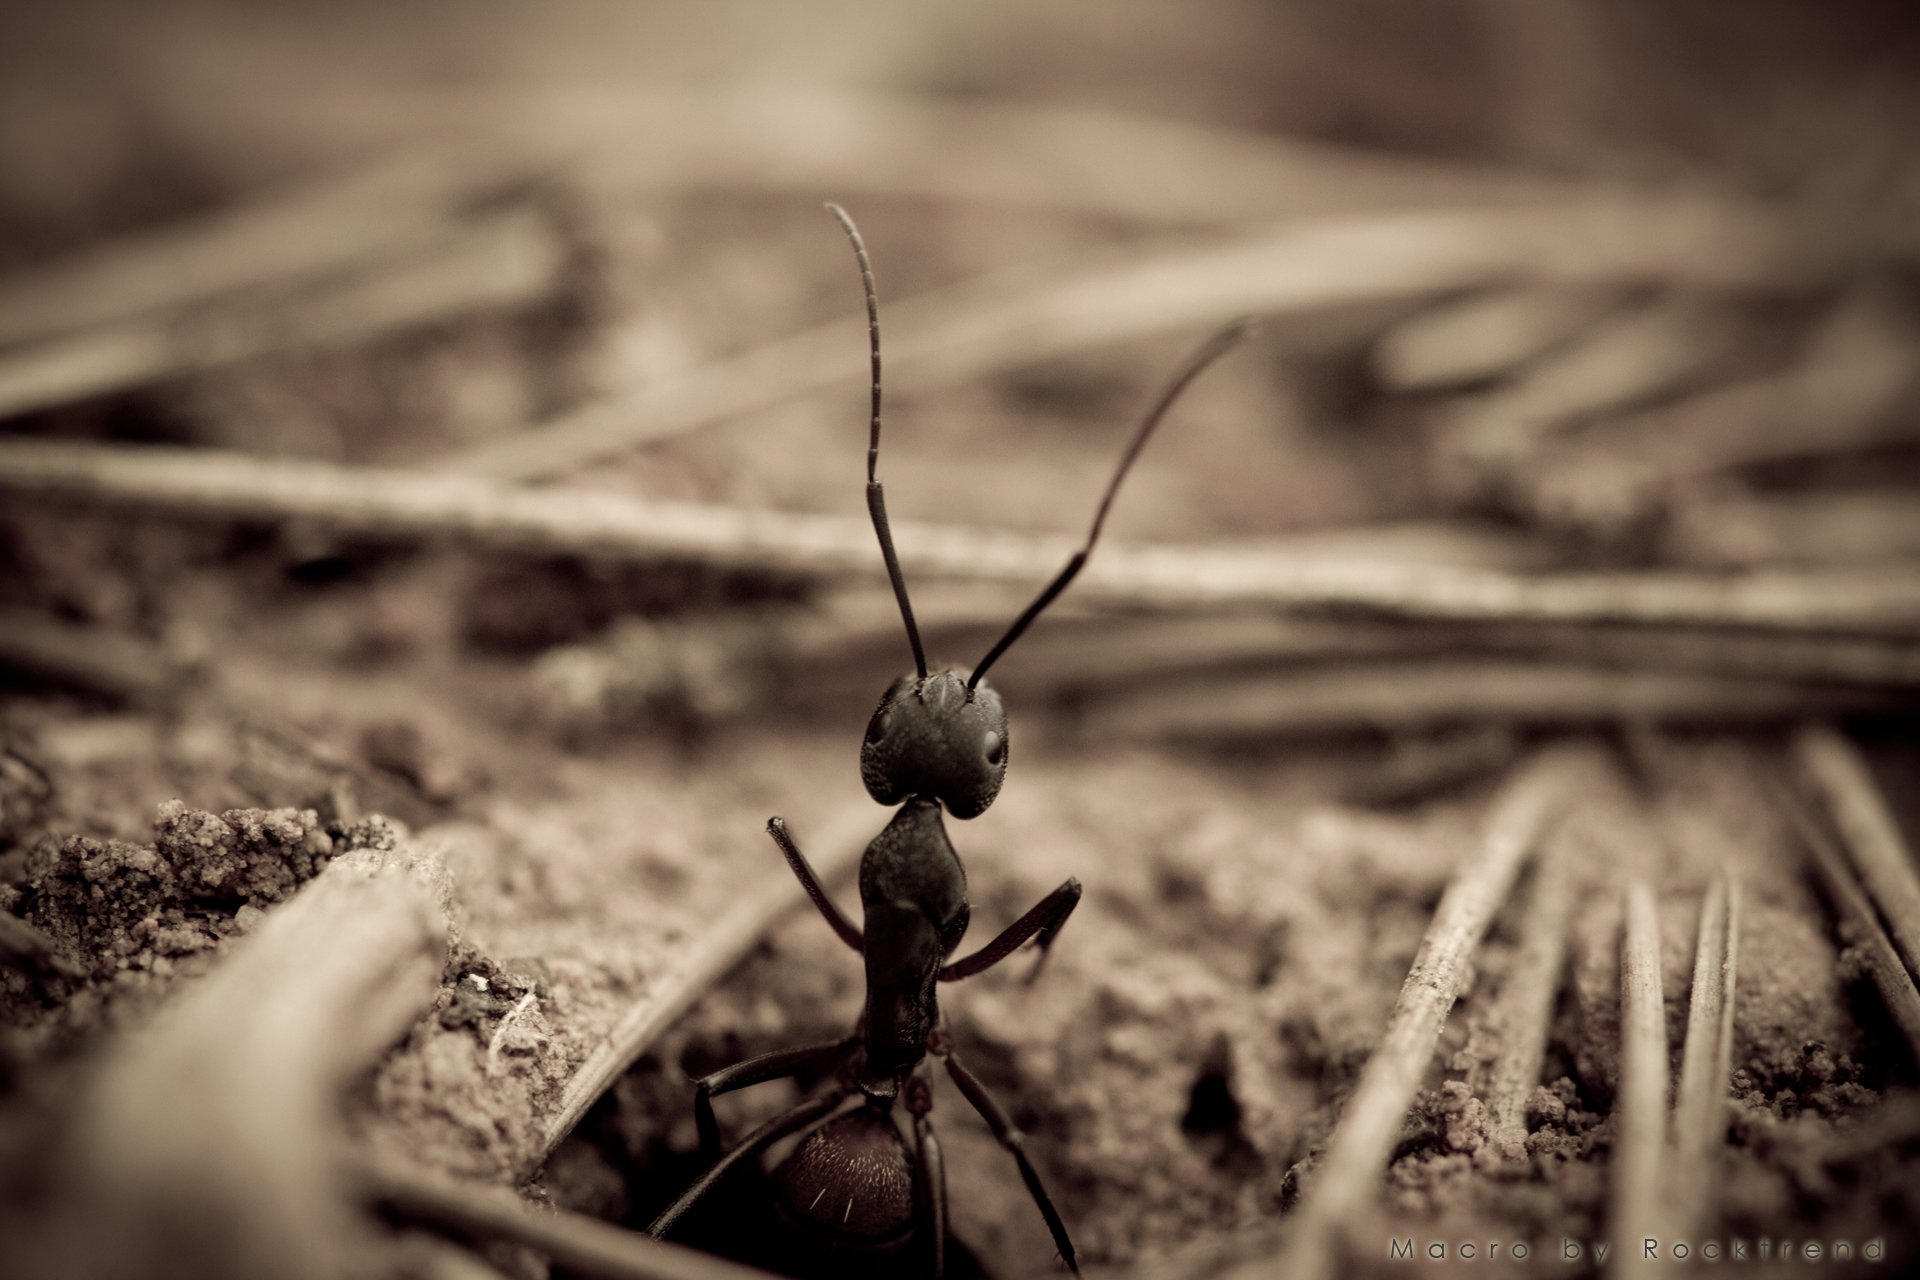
830;202;927;680
968;319;1254;691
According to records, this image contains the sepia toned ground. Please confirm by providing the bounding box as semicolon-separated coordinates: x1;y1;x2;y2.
2;4;1920;1278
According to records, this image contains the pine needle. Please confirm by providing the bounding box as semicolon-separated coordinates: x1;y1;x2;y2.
1796;724;1920;981
1669;872;1740;1238
1486;838;1575;1147
1608;879;1668;1280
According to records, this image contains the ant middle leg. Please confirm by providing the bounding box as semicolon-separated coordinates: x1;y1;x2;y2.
942;1050;1080;1276
938;878;1081;986
767;817;863;952
692;1037;858;1156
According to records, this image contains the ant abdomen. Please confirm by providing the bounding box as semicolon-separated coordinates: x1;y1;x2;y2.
860;671;1009;819
772;1108;917;1252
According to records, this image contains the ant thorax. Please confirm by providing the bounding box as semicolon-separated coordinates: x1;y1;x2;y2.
859;670;1010;820
858;799;969;947
858;799;970;1076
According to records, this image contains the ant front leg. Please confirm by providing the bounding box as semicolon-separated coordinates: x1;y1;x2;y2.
939;877;1081;986
691;1037;857;1156
767;817;864;952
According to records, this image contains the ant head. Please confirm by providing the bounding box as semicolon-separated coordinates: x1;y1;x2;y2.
859;670;1008;819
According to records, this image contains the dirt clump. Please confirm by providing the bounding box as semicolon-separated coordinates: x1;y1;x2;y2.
0;801;354;1041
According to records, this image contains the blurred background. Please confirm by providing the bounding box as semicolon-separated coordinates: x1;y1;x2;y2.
5;0;1920;536
5;0;1919;723
4;3;1920;1279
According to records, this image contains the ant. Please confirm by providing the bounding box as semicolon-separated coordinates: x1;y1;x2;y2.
646;204;1249;1278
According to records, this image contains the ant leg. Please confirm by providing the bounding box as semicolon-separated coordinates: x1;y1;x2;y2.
904;1065;946;1280
693;1037;857;1156
942;1052;1080;1276
938;878;1081;985
648;1087;849;1241
912;1112;947;1280
767;817;863;952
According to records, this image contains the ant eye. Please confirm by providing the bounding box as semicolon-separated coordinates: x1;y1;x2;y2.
867;711;890;745
983;731;1004;766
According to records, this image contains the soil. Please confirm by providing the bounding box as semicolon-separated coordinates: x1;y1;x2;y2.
6;657;1916;1278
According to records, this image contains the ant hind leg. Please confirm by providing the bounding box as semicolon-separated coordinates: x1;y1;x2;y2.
942;1051;1080;1276
649;1088;849;1242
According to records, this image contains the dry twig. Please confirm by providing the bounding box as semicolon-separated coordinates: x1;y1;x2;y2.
0;149;512;350
526;586;1920;742
0;910;83;979
353;1154;775;1280
7;441;1918;637
951;604;1920;704
16;840;450;1280
1257;744;1610;1280
536;86;1566;225
1437;294;1749;483
1664;488;1920;569
204;82;1724;231
1086;660;1916;739
0;608;184;705
1795;724;1920;981
1521;290;1920;530
1062;617;1920;693
530;802;874;1172
0;207;565;419
1371;283;1626;390
445;191;1809;481
1339;726;1522;808
0;608;439;824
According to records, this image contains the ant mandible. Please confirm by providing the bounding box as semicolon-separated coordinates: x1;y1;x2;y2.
647;204;1250;1278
